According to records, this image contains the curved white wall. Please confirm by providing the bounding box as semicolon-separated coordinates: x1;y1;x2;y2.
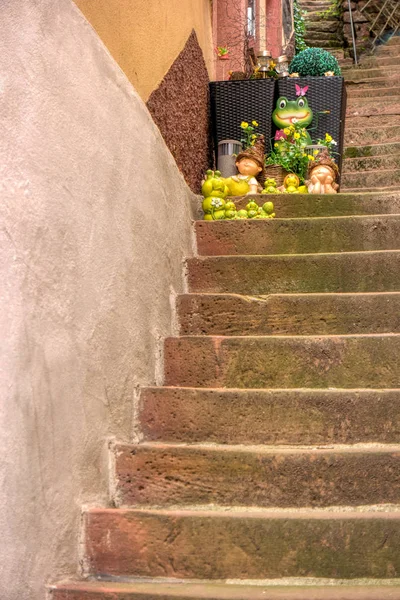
0;1;196;598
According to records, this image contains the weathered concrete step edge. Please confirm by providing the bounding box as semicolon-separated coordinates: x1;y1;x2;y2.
139;387;400;445
344;142;400;158
177;292;400;335
50;580;400;600
187;251;400;295
341;169;400;189
345;114;400;128
195;215;400;256
343;155;400;172
164;335;400;389
229;193;400;219
85;508;400;579
344;125;400;145
114;442;400;508
346;86;400;98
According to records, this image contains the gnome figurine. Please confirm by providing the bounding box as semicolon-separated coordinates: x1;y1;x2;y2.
233;135;266;195
307;149;339;194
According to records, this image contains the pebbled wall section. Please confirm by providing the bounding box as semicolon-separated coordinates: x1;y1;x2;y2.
147;31;213;193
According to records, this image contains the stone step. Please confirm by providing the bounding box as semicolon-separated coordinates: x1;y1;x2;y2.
49;580;400;600
178;292;400;336
346;85;400;97
232;190;400;218
345;66;400;81
388;36;400;46
376;44;400;57
306;20;339;31
341;168;400;190
344;124;400;145
187;251;400;295
305;30;343;40
195;215;400;256
84;507;400;579
346;76;400;88
140;387;400;445
344;141;400;157
345;186;400;194
306;39;343;48
347;96;400;108
164;335;400;388
356;55;400;68
346;102;400;117
114;442;400;508
343;155;400;173
329;48;345;60
230;193;400;219
346;114;400;128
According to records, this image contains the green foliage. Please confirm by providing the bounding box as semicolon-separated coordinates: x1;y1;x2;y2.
293;0;308;53
289;47;342;76
265;123;312;183
316;0;341;19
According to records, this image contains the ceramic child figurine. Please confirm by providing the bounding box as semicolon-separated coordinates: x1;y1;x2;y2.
228;135;266;195
307;149;339;194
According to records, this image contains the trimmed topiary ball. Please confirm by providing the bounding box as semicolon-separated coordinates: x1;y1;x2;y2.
289;47;341;76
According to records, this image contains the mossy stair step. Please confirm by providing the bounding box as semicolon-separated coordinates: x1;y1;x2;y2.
304;30;343;41
305;39;343;48
194;215;400;256
346;102;400;117
344;124;400;145
84;508;400;579
344;142;400;157
228;193;400;218
344;66;400;81
139;387;400;445
341;169;400;190
178;292;400;335
343;155;400;172
347;85;400;97
50;580;400;600
164;334;400;388
114;442;400;508
187;251;400;295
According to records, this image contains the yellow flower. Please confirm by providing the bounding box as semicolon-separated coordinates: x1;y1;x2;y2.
294;132;300;139
274;143;279;148
252;120;258;126
301;130;307;137
284;128;291;135
241;121;249;129
307;155;315;161
251;134;257;139
325;133;332;142
270;61;276;69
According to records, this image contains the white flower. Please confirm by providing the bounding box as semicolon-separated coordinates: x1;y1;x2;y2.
292;118;298;123
211;198;223;208
331;140;337;145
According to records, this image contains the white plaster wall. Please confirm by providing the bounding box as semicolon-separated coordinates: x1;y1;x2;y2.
0;1;197;598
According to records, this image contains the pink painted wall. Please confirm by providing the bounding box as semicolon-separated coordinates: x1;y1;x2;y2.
212;0;286;80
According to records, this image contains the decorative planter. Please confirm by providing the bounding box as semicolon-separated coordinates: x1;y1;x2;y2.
276;76;347;184
264;164;289;186
209;78;275;162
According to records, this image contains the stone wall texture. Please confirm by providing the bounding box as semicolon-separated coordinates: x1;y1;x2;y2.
147;31;213;194
0;1;196;599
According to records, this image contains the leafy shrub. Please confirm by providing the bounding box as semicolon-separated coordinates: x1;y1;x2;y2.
289;47;341;76
293;0;308;53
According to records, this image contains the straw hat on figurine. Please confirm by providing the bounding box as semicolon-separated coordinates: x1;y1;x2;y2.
307;147;339;179
236;135;266;181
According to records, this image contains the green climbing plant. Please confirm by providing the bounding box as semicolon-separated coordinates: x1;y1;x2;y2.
293;0;308;54
316;0;342;19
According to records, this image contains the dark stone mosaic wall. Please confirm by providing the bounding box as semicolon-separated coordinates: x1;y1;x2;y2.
147;30;212;193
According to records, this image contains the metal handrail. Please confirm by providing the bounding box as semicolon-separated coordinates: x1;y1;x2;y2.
347;0;358;65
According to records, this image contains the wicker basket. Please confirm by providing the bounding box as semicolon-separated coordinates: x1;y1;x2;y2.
264;164;289;187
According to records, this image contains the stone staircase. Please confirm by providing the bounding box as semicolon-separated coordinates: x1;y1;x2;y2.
342;35;400;192
298;0;353;67
50;37;400;600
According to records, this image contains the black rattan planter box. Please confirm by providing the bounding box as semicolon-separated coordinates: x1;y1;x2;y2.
276;76;347;183
209;78;275;158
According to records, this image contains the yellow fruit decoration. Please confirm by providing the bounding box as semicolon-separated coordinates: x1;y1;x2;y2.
225;177;250;197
